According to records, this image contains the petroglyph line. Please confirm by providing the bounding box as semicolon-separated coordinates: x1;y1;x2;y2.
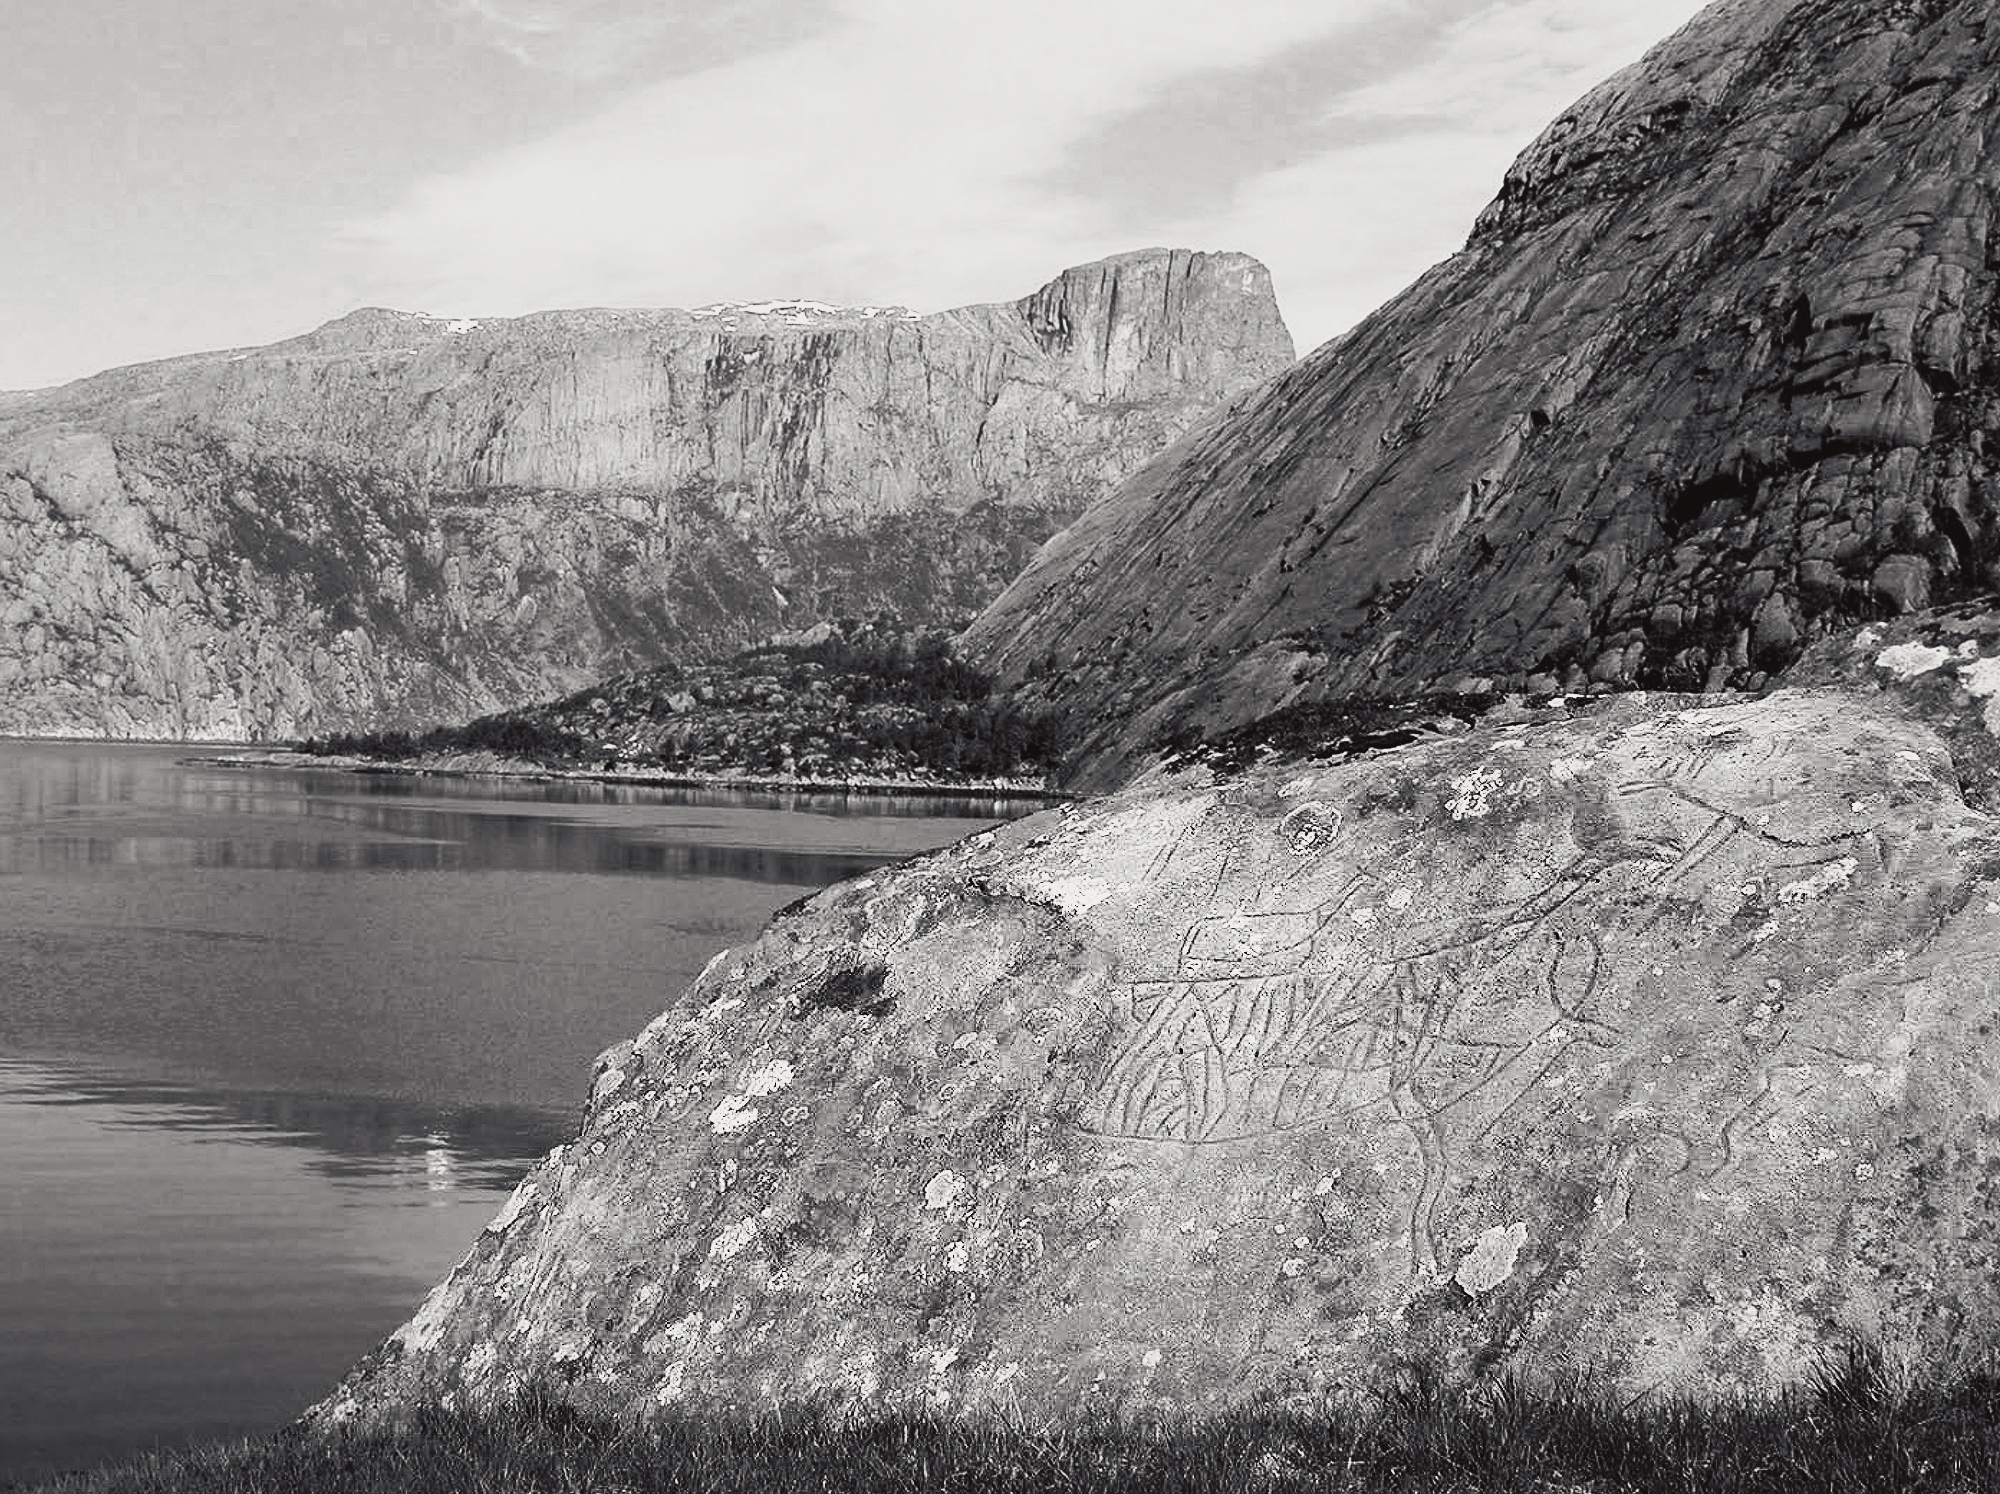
1655;1123;1698;1181
1465;1045;1573;1144
1391;861;1617;959
1704;1071;1776;1180
1142;825;1192;886
1544;931;1619;1038
1649;782;1864;850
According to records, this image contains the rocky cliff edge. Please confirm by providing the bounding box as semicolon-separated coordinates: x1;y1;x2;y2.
0;249;1290;741
965;0;2000;788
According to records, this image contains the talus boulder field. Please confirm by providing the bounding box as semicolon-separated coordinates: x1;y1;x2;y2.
0;249;1290;740
965;0;2000;786
310;645;2000;1423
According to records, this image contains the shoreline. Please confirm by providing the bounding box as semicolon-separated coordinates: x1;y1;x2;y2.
187;747;1074;804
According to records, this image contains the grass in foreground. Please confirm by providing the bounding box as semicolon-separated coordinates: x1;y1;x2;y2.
21;1351;2000;1494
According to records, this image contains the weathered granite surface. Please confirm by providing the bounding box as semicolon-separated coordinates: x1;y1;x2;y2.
0;250;1290;740
966;0;2000;787
308;659;2000;1424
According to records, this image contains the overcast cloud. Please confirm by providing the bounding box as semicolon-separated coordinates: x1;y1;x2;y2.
2;0;1711;390
351;0;1709;349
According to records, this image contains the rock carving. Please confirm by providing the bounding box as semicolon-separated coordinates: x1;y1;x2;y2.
308;684;2000;1426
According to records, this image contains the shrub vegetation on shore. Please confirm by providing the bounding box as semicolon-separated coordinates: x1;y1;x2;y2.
299;714;595;766
299;618;1063;783
20;1350;2000;1493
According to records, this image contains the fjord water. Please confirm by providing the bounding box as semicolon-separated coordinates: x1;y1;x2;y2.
0;742;1020;1482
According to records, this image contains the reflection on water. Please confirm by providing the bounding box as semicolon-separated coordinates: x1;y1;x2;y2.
1;1057;564;1188
0;747;1027;881
0;739;1038;1483
0;1052;566;1483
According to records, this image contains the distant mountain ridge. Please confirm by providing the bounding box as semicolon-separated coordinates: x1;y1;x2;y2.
0;248;1292;740
965;0;2000;786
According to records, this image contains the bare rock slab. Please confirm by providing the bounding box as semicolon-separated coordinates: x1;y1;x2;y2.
311;682;2000;1425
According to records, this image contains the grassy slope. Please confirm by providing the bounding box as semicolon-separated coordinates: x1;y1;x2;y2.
19;1352;2000;1493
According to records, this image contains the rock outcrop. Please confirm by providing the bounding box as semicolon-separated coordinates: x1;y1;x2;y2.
966;0;2000;787
310;643;2000;1423
0;250;1291;740
301;1;2000;1431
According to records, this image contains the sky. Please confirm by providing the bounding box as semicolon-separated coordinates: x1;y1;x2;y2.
2;0;1713;392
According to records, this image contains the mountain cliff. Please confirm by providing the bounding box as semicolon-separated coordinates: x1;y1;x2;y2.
0;249;1291;741
966;0;2000;786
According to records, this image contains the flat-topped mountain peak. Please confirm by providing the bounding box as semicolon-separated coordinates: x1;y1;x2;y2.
0;249;1291;741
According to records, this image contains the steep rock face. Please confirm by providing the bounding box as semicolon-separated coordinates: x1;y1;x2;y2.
0;250;1291;740
966;0;2000;786
310;659;2000;1424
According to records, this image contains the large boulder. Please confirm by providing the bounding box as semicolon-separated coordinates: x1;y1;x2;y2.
308;654;2000;1425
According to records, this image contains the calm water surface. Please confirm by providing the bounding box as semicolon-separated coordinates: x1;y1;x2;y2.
0;741;1027;1482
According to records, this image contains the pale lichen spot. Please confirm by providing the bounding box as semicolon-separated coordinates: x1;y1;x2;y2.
1956;655;2000;735
392;1282;459;1355
485;1179;537;1235
1385;886;1414;911
1777;857;1857;905
1547;755;1596;787
1454;1221;1529;1295
1280;1256;1307;1277
1142;1349;1163;1370
1445;769;1504;821
709;1095;758;1134
924;1169;966;1210
742;1059;795;1098
1278;801;1343;853
1034;875;1116;915
709;1219;758;1260
945;1241;970;1273
1874;641;1955;680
